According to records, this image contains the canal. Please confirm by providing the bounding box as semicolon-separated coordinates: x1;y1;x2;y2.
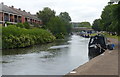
2;34;90;75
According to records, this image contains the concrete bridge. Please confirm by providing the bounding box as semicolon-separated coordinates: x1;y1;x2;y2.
72;27;93;32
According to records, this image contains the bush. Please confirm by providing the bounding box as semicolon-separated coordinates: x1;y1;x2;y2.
2;25;56;49
16;23;24;28
55;33;64;39
23;22;30;29
16;22;30;29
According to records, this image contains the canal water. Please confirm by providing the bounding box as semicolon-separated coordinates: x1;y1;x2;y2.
2;35;90;75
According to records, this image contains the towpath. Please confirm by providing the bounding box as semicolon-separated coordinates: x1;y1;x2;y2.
65;38;119;76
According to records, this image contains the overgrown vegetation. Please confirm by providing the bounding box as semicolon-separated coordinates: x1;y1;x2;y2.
92;2;120;35
37;7;72;39
2;25;56;49
16;22;31;29
47;16;72;39
37;7;56;26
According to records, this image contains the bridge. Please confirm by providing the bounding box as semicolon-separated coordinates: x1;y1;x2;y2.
73;27;93;30
72;27;93;32
71;22;93;32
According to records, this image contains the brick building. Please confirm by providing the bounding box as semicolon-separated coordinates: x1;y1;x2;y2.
0;2;42;26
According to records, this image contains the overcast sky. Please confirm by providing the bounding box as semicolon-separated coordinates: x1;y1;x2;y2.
1;0;110;24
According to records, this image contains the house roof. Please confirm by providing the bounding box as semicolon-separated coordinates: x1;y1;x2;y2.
0;3;19;15
10;7;41;21
0;3;41;21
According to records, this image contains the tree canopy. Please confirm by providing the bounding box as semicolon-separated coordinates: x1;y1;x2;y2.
78;22;91;27
36;8;72;38
59;12;71;22
92;2;120;35
92;19;102;31
47;16;66;35
36;7;56;26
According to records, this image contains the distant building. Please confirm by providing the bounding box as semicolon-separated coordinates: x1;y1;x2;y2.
0;2;42;26
71;22;93;32
71;22;80;28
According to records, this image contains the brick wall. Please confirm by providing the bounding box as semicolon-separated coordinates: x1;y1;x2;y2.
0;12;3;21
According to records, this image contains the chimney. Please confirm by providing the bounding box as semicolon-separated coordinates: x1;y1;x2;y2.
23;10;26;12
28;12;30;14
1;2;4;5
18;8;21;11
11;5;14;8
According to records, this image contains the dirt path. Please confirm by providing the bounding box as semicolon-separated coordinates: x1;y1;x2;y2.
65;38;119;75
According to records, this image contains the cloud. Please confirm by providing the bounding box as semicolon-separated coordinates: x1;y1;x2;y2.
1;0;109;23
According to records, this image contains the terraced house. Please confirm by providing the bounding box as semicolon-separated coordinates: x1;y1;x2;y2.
0;2;42;26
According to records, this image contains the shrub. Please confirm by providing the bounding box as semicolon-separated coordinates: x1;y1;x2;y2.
2;25;56;49
16;22;30;29
16;23;24;28
23;22;30;29
55;33;64;39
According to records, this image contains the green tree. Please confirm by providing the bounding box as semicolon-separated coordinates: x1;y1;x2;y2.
101;5;117;31
47;16;72;39
112;2;120;35
59;12;72;34
79;22;91;27
59;12;71;22
92;19;102;31
65;22;72;34
36;7;56;26
47;16;66;35
100;3;119;35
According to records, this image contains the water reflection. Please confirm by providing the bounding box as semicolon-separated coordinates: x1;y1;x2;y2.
49;45;69;49
3;35;90;75
2;38;69;56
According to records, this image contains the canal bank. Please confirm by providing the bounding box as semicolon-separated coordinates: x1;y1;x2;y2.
66;38;119;75
2;35;90;75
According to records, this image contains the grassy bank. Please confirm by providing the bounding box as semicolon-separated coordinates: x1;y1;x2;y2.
102;33;119;40
2;25;56;49
90;33;119;41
